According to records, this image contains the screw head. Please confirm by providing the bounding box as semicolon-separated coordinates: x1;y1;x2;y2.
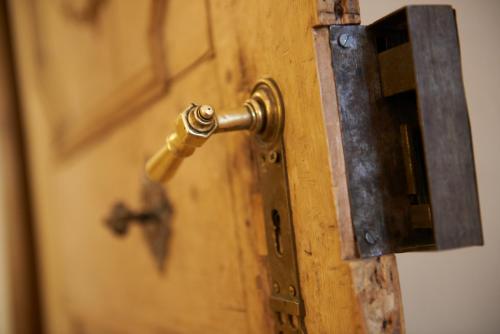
268;151;279;164
364;231;376;245
288;285;296;297
198;104;215;120
273;282;280;293
338;33;351;48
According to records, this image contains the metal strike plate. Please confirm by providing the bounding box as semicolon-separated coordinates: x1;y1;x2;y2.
329;5;483;258
254;139;306;334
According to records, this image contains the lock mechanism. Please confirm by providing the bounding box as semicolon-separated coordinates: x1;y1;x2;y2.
145;79;306;333
329;5;483;257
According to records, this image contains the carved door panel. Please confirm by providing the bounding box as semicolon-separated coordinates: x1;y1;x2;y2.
9;1;405;333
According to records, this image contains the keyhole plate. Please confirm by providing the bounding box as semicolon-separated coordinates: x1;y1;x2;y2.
105;179;174;271
255;139;306;334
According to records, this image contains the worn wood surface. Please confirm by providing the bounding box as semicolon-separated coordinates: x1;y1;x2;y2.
0;0;41;332
350;257;405;334
313;27;356;260
9;0;402;333
315;0;361;25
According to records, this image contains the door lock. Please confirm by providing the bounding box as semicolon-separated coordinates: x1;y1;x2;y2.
144;79;307;333
328;5;483;257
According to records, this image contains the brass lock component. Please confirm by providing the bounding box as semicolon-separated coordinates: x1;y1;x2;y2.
144;79;307;331
146;79;283;183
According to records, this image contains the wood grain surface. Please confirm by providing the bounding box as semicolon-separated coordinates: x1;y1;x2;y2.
8;0;403;333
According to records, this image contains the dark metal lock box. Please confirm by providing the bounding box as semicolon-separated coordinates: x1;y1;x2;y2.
329;5;483;258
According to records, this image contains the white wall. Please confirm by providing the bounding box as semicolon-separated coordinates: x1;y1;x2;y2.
359;1;500;333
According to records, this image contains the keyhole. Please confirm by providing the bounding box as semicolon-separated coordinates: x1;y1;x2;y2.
272;209;283;256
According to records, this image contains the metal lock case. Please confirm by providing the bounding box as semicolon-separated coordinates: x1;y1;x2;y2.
329;5;483;257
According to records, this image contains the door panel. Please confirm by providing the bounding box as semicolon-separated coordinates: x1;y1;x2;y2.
26;0;212;153
9;0;403;333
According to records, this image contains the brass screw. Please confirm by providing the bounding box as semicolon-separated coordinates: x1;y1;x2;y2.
268;151;279;164
273;282;280;293
288;285;296;297
198;105;214;120
189;104;217;133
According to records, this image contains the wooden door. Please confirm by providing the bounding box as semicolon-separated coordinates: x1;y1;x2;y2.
8;0;403;333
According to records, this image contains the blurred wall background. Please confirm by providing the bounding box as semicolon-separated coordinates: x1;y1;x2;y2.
360;0;500;333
